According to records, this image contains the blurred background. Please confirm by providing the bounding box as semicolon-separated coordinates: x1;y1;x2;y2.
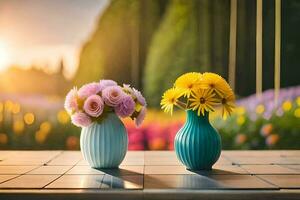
0;0;299;150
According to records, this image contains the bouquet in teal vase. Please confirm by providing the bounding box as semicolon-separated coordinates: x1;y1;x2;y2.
64;79;146;168
161;72;236;170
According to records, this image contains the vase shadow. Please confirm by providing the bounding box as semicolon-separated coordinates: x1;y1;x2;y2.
95;167;142;176
92;167;143;189
188;168;244;176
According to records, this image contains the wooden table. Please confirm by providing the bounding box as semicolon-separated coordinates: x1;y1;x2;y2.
0;151;299;200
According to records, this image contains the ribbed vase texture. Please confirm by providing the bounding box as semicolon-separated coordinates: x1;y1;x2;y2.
175;110;221;170
80;113;128;168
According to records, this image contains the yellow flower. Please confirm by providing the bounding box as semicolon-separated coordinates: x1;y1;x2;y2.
13;120;25;135
236;115;245;125
294;108;300;118
282;100;292;112
201;72;232;96
24;113;35;125
256;104;265;114
235;106;246;115
189;89;219;116
296;97;300;106
174;72;201;97
161;88;183;115
57;110;70;124
220;93;235;119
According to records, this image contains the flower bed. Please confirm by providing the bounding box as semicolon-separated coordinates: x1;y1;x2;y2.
0;86;299;150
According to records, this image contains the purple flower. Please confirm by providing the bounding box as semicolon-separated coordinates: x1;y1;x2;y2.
132;88;146;106
83;95;104;117
78;82;102;99
102;86;125;107
99;79;118;90
135;107;146;127
71;112;92;127
64;87;78;114
115;94;135;117
122;84;146;106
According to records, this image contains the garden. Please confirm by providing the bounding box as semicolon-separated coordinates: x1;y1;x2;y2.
0;86;299;150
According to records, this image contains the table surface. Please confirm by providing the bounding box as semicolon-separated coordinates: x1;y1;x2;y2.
0;150;299;200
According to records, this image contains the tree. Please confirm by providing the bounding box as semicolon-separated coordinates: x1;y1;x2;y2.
144;0;230;106
74;0;166;89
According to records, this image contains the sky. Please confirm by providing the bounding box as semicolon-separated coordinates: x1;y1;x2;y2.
0;0;109;78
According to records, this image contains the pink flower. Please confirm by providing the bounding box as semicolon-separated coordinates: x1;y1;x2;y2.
71;112;92;127
83;95;104;117
133;88;146;106
135;107;146;127
115;94;135;117
102;86;125;107
99;79;117;90
64;87;78;114
78;82;102;99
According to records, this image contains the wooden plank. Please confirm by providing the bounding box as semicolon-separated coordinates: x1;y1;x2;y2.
228;0;237;91
121;151;144;166
101;175;143;189
67;165;143;175
27;166;73;175
241;165;300;174
0;175;59;188
145;165;248;175
66;166;105;175
274;0;281;105
0;175;18;184
46;175;104;189
0;151;62;165
96;166;144;176
256;0;263;97
144;174;277;189
258;175;300;189
47;151;82;166
0;166;37;174
228;156;298;165
281;165;300;172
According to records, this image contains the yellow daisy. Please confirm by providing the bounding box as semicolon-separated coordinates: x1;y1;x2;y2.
189;89;219;116
201;72;232;96
220;93;235;119
161;88;184;115
174;72;202;97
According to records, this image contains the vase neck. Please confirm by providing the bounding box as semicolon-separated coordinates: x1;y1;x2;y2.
186;110;209;124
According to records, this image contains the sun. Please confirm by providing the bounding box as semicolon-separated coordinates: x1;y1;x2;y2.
0;39;11;71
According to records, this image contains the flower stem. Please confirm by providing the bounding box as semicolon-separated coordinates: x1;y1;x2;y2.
176;100;187;110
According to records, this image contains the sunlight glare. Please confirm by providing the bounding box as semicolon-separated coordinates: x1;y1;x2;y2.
0;39;11;71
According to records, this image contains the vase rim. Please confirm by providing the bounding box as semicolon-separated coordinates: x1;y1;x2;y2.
84;112;120;128
186;109;209;116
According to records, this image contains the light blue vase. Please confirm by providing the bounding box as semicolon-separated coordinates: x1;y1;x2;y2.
80;113;128;169
175;110;221;170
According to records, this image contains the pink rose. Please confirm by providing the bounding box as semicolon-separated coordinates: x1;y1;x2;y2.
115;94;135;118
71;112;92;127
78;82;102;99
83;95;104;117
102;86;125;107
135;107;146;127
64;87;78;114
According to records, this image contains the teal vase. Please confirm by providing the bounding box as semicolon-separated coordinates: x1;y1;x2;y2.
80;113;128;169
175;110;221;170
